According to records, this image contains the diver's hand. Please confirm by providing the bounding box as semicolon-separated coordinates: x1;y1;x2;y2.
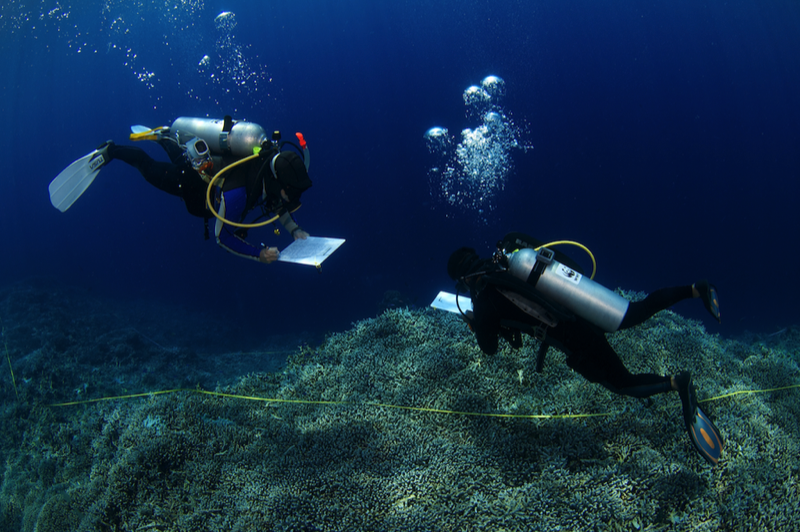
293;229;309;240
259;247;280;264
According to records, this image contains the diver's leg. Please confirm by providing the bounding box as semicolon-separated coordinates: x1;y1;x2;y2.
604;358;723;464
557;323;723;463
618;286;693;330
620;282;721;329
576;351;674;399
157;138;185;164
108;144;183;197
598;368;674;398
556;323;673;398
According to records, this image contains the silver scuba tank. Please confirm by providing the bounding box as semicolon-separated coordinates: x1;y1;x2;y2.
506;247;630;332
168;116;268;157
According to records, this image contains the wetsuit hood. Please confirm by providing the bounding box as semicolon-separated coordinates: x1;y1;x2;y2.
448;247;481;280
272;151;312;202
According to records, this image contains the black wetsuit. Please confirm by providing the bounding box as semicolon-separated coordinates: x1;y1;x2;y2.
108;143;210;218
469;272;693;399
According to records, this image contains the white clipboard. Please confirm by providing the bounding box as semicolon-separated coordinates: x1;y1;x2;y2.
430;291;472;313
277;236;345;266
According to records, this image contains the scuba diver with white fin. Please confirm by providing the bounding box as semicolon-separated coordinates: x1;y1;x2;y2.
447;232;724;466
49;116;313;264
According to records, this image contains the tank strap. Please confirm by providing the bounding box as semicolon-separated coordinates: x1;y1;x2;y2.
528;247;554;287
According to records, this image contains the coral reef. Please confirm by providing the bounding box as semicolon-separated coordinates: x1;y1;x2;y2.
1;281;799;531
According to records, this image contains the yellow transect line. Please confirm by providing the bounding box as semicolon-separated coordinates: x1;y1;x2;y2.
46;383;800;419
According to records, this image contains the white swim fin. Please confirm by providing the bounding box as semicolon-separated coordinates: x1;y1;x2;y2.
48;143;111;212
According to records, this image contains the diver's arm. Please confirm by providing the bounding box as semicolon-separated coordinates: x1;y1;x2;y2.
474;322;500;355
277;211;309;240
214;187;273;262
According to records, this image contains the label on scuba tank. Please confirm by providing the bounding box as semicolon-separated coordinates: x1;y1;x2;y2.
554;264;582;284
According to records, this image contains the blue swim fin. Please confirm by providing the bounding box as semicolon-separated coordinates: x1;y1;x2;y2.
688;405;724;466
676;371;723;466
695;280;721;324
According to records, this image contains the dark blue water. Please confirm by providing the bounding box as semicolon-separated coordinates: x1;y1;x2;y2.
2;0;798;342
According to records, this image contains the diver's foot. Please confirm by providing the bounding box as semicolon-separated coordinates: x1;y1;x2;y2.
694;280;721;323
92;140;115;169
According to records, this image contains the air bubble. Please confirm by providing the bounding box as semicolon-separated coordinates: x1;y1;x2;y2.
481;75;506;100
424;127;452;155
425;75;531;220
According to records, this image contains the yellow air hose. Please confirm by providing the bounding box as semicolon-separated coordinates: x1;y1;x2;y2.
534;240;597;279
204;152;281;229
130;130;284;229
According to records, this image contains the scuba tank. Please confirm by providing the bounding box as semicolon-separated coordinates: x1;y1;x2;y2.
169;116;269;157
505;247;629;332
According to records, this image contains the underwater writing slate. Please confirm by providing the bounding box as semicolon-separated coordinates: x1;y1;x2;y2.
278;236;345;266
430;291;473;313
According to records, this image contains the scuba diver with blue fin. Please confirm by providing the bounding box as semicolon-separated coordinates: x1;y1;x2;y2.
447;232;724;466
49;116;313;265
